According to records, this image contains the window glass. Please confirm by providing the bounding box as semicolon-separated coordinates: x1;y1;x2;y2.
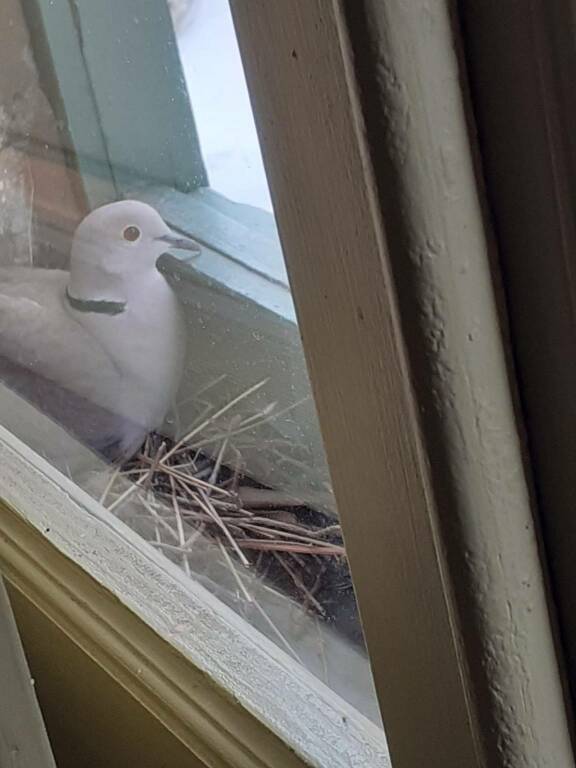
0;0;381;727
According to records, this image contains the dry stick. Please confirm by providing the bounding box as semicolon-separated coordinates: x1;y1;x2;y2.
168;478;250;567
207;416;241;488
194;489;251;567
107;473;147;512
151;504;162;547
217;542;302;663
177;373;228;408
218;541;253;604
233;402;277;429
168;474;233;514
139;495;181;543
169;475;191;578
149;542;193;554
273;553;326;617
228;445;244;497
141;459;231;497
315;615;330;685
237;487;334;510
237;515;342;539
170;460;200;472
107;442;166;512
175;402;214;437
142;509;323;546
162;377;270;463
184;521;206;549
186;396;310;450
156;489;236;513
120;467;150;477
290;552;309;570
235;522;341;549
233;540;346;556
308;560;328;599
208;437;230;487
99;464;121;505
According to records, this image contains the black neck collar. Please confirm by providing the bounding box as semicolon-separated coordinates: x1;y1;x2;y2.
66;288;126;316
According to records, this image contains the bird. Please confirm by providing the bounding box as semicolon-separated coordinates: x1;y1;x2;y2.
0;200;200;462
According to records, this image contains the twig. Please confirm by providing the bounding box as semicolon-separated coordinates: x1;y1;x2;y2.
170;475;191;577
194;489;251;567
273;553;326;616
162;378;269;462
99;465;121;505
218;542;302;663
230;540;345;556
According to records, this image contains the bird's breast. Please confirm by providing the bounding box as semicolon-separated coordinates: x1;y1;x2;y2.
71;276;186;430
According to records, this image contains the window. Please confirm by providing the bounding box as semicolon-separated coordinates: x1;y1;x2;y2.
0;0;384;763
0;0;571;766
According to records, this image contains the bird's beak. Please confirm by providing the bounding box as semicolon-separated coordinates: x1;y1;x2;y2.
156;232;201;258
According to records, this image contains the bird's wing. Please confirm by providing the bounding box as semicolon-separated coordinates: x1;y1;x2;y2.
0;267;149;459
0;267;122;408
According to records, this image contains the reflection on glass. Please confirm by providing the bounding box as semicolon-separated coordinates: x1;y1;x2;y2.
0;0;381;726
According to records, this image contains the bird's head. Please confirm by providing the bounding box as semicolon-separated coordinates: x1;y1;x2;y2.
70;200;200;278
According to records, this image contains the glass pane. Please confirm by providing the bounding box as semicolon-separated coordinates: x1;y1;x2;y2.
0;0;382;735
174;0;272;211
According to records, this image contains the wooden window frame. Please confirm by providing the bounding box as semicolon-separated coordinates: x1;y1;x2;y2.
0;1;573;767
0;419;387;768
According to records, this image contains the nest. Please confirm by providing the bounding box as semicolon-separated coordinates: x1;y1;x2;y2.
99;378;354;628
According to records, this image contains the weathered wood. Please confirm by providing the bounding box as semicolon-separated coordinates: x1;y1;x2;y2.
230;0;575;766
0;423;389;768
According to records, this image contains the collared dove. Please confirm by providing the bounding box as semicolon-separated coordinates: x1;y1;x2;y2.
0;200;200;461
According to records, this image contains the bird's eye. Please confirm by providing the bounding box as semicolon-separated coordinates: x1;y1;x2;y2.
122;225;141;242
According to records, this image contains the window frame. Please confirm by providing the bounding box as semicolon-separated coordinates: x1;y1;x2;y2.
0;415;388;768
0;1;573;767
230;0;575;766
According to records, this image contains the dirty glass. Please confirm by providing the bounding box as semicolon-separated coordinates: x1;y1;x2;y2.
0;0;382;728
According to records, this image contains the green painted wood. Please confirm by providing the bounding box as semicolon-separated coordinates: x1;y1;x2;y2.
71;0;207;194
22;0;117;207
25;0;207;205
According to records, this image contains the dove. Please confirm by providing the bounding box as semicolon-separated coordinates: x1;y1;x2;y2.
0;200;200;462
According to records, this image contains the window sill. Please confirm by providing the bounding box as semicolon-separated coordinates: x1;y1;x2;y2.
0;418;389;768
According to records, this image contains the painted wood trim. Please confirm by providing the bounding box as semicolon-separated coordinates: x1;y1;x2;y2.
0;578;57;768
24;0;207;207
21;0;116;208
458;0;576;713
230;1;575;766
0;424;389;768
138;184;295;320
